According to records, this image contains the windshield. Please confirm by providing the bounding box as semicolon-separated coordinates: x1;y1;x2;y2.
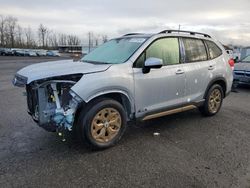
81;37;147;64
242;55;250;63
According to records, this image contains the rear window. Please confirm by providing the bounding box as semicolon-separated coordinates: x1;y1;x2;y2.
205;40;222;59
182;38;207;62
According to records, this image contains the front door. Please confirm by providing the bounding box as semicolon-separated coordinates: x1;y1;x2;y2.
133;37;186;118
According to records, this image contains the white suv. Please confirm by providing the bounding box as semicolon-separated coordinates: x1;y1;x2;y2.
13;30;234;149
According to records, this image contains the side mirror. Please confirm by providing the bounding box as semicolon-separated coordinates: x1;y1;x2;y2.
143;57;163;74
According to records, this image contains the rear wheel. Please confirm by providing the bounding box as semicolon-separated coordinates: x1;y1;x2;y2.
200;84;223;116
77;98;127;150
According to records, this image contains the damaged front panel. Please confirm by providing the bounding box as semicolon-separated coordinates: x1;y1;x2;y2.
25;75;82;132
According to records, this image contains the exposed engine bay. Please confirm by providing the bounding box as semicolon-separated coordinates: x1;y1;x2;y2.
25;74;83;136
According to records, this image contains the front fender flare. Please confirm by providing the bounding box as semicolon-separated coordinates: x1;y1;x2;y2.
85;89;135;114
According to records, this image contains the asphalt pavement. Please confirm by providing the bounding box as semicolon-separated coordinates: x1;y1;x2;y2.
0;56;250;188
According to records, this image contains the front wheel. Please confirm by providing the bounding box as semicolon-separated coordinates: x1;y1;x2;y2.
200;84;224;116
77;98;127;150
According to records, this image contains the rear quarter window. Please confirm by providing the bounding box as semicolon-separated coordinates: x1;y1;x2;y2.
182;38;207;62
205;40;222;59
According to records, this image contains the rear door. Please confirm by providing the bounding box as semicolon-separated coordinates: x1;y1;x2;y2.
204;40;224;78
180;37;211;102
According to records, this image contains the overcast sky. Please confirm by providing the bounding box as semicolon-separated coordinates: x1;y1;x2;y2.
0;0;250;45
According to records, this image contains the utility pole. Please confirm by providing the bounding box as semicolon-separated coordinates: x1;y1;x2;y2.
178;24;181;31
88;32;91;53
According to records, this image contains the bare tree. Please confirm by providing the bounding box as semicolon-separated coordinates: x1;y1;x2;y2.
102;35;108;43
58;33;67;45
67;34;81;46
38;24;48;48
0;14;88;49
24;27;35;48
16;25;23;48
87;32;94;52
48;31;58;47
5;16;18;47
94;35;99;47
0;15;6;47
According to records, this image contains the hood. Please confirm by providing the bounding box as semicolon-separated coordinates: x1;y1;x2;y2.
15;59;111;84
234;62;250;71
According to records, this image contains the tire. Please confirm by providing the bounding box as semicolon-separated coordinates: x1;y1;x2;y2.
77;98;127;150
200;84;224;116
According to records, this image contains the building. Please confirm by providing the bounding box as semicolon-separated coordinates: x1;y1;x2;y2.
58;45;97;55
58;45;82;54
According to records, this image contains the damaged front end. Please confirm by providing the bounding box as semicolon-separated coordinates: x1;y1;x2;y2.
14;74;83;136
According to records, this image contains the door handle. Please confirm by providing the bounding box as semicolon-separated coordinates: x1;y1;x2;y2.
208;65;215;70
175;69;185;75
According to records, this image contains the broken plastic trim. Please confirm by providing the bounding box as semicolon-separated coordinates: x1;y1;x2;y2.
33;80;76;89
69;89;83;103
33;80;81;132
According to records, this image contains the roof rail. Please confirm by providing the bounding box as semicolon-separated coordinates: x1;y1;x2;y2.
158;30;211;38
123;33;144;36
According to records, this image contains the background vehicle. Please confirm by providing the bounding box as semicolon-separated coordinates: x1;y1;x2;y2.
13;30;233;149
46;50;61;57
0;48;4;55
36;50;47;56
1;48;14;56
13;49;25;56
26;50;37;57
233;55;250;86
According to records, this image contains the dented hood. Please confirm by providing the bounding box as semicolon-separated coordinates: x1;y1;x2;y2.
15;59;111;84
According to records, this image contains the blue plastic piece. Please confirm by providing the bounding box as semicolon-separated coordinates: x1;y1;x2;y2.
53;112;74;131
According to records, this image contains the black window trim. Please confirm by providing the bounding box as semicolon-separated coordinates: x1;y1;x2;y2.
180;37;209;64
133;36;182;68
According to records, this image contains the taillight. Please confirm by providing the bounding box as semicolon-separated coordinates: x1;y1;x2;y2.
228;58;234;70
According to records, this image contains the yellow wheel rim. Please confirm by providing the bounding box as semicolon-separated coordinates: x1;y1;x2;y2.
208;89;222;113
91;108;121;143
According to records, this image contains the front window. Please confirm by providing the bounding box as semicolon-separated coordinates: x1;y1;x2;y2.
242;55;250;63
81;37;147;64
134;37;180;68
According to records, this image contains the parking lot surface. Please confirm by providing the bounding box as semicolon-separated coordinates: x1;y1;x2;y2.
0;56;250;188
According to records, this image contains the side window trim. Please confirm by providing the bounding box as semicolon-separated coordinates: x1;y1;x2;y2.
202;39;209;61
179;37;186;64
133;36;181;68
203;39;211;60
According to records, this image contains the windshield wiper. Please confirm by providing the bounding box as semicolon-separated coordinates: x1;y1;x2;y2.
81;60;110;64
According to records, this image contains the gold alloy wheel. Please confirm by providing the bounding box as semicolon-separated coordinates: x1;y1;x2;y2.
91;108;121;143
208;88;222;113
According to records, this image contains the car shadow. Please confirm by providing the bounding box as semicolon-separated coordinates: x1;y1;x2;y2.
63;109;203;154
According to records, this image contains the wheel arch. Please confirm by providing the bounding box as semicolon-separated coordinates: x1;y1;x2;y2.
204;77;227;99
76;91;134;121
